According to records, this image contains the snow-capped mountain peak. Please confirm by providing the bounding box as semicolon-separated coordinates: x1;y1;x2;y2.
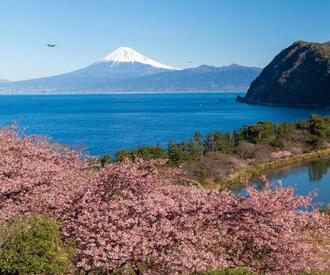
97;47;175;70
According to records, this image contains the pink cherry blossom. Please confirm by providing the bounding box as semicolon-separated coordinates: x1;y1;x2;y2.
0;126;329;274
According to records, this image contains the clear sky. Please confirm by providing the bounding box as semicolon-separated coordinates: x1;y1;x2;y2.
0;0;329;81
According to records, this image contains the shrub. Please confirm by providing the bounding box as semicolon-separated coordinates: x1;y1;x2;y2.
115;149;131;161
99;153;112;167
277;122;296;138
309;135;325;149
238;121;276;144
253;144;274;162
115;146;168;162
235;142;256;159
167;140;203;164
0;215;74;274
185;152;245;185
309;114;330;138
130;145;168;160
204;132;235;153
194;131;203;143
270;136;284;150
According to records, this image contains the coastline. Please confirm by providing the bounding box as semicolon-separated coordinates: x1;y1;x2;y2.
236;96;330;110
223;148;330;187
0;90;246;96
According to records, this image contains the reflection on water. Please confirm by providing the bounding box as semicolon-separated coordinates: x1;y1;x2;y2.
268;159;330;183
239;158;330;206
308;159;330;182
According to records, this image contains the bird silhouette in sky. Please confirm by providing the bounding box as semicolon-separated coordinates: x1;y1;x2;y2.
46;44;57;48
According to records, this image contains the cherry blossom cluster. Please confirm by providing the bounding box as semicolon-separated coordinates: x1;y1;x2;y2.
0;127;329;274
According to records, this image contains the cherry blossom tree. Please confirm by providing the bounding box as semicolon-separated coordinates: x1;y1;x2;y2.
0;126;329;274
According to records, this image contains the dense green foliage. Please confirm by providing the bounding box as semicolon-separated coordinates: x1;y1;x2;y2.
104;115;330;166
0;215;74;274
115;145;168;162
309;115;330;137
167;140;203;164
236;121;276;144
204;132;235;153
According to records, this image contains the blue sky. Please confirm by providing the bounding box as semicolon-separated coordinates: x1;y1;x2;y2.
0;0;329;80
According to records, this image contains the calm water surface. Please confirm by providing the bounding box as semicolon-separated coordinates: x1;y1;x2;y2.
0;92;330;155
253;159;330;206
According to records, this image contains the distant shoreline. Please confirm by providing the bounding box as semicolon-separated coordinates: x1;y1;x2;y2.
236;96;330;110
0;90;246;96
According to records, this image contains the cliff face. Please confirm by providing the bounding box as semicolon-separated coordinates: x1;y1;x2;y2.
239;41;330;108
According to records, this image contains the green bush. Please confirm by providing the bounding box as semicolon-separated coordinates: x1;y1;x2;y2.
99;153;112;167
167;140;203;165
115;149;131;161
195;167;212;182
309;135;325;150
308;114;330;138
130;145;168;160
270;137;284;150
0;215;74;274
276;122;296;138
115;146;168;162
204;132;235;153
238;121;276;144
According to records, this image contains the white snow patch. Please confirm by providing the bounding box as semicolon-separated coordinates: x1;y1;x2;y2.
98;47;176;70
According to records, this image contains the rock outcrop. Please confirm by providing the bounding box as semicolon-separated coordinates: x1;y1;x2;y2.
238;41;330;108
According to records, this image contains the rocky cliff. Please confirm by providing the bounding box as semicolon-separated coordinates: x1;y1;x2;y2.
238;41;330;107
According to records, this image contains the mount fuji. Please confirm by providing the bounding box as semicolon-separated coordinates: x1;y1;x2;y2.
0;47;175;90
97;47;175;69
0;47;261;92
72;47;176;80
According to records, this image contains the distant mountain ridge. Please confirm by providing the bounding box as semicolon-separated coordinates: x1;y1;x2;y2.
238;40;330;107
0;47;261;92
107;64;261;92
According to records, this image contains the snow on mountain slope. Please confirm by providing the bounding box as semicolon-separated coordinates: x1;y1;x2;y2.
97;47;176;70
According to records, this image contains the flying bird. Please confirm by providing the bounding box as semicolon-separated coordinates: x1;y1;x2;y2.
46;44;57;48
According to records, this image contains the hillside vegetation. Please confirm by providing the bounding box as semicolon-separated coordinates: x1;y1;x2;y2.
106;115;330;187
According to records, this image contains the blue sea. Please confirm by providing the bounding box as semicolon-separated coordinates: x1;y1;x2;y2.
0;92;330;156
